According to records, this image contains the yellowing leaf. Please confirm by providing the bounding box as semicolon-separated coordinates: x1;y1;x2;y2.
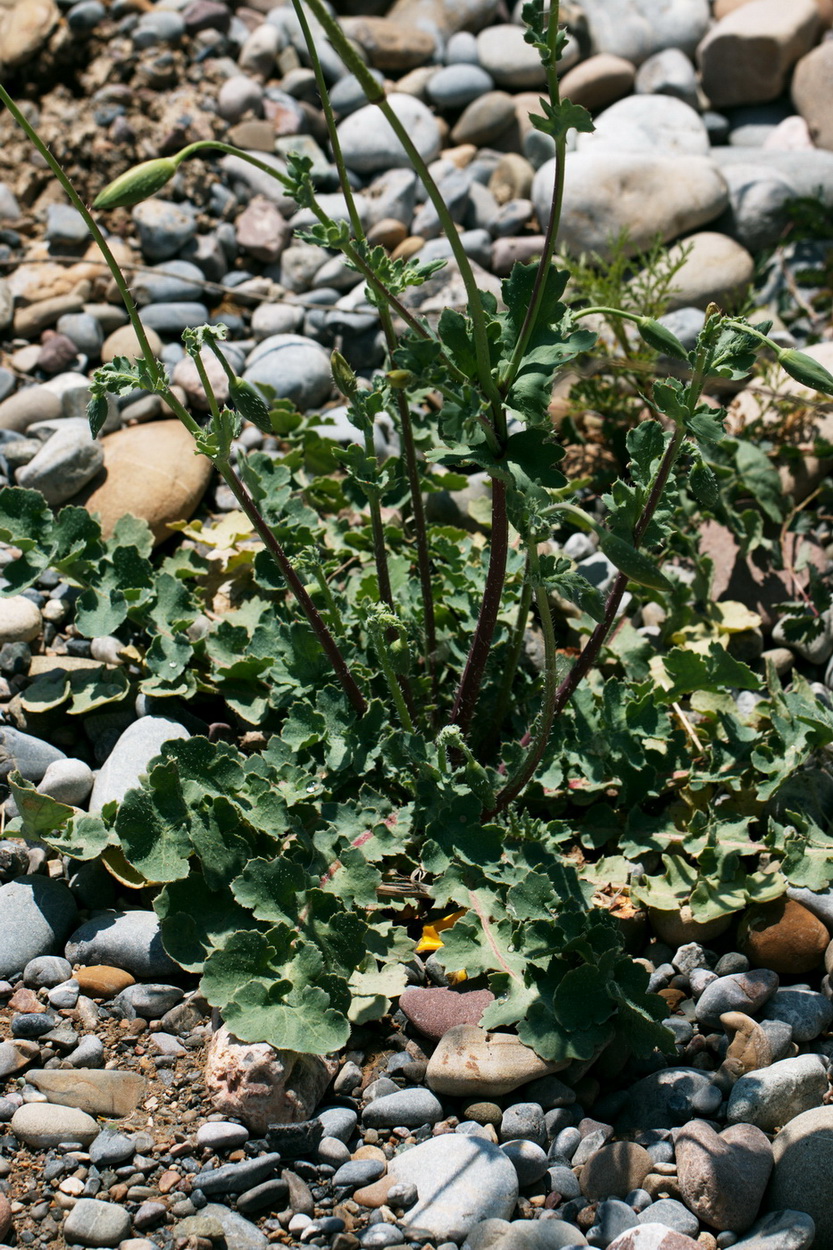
714;601;762;634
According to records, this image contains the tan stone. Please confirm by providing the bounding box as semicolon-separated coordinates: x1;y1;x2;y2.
580;1141;654;1200
664;232;755;311
0;595;42;644
69;420;212;546
558;54;636;112
792;41;833;150
0;0;58;66
488;152;534;205
340;17;436;70
10;1102;98;1149
204;1024;338;1136
366;217;408;250
101;322;163;364
426;1024;568;1098
73;964;136;998
26;1068;146;1117
719;1011;773;1080
353;1175;397;1209
697;0;821;109
387;0;498;38
13;287;89;338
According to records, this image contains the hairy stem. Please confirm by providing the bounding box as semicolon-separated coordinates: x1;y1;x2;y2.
487;542;558;814
380;310;437;692
0;84;169;405
482;565;533;748
298;0;504;432
215;458;368;716
499;1;566;393
450;479;509;734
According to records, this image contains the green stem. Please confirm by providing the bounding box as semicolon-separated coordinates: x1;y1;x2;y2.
205;336;238;388
449;478;509;733
298;0;504;432
499;1;565;394
0;84;166;399
369;617;414;732
483;566;533;746
486;540;558;814
314;567;344;633
216;457;368;716
380;309;437;694
191;349;222;424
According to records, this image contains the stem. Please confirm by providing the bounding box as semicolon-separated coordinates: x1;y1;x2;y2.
314;567;344;633
487;541;558;814
191;350;222;423
362;425;395;610
368;618;414;732
380;310;436;692
215;457;368;716
449;479;509;734
299;0;505;432
0;93;369;717
178;140;438;350
499;1;565;394
0;84;165;393
483;566;533;746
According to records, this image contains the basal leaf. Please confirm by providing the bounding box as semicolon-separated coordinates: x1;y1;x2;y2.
114;760;192;882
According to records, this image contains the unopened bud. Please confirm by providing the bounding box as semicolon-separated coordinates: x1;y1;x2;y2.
637;317;688;362
92;158;178;210
228;377;272;432
331;350;358;398
777;348;833;397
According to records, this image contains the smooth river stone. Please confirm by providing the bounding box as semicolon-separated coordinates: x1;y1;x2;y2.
68;419;212;545
533;152;728;260
26;1069;146;1117
675;1119;773;1231
426;1024;568;1098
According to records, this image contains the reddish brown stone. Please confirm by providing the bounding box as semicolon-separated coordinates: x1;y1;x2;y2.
399;987;494;1041
8;987;41;1013
73;965;135;998
580;1141;654;1200
739;897;829;974
676;1119;773;1231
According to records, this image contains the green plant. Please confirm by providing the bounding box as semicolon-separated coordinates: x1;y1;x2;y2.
3;0;833;1065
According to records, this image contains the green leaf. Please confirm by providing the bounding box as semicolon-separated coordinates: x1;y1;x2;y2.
156;870;252;972
113;760;192;882
231;857;310;925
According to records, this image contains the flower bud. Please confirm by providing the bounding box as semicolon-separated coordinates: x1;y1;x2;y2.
331;350;358;398
777;348;833;397
228;377;272;432
637;317;688;362
92;158;178;210
386;369;413;390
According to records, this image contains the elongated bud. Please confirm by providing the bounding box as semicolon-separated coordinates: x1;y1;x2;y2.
331;350;358;398
777;348;833;397
228;377;272;432
637;317;688;362
92;158;178;210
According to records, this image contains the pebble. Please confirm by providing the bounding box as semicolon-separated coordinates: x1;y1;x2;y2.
535;153;729;259
242;333;333;409
0;384;62;432
132;199;197;262
695;970;780;1029
23;955;72;987
113;982;185;1018
399;987;495;1041
338;93;442;174
635;48;699;108
578;96;709;157
738;899;829;975
581;1142;654;1200
759;985;833;1041
389;1133;519;1243
675;1120;773;1231
196;1120;250;1152
26;1067;146;1117
63;1198;132;1247
426;1025;567;1097
362;1088;444;1127
477;24;546;88
732;1211;816;1250
10;1101;98;1148
89;1128;137;1167
501;1139;549;1186
697;0;821;110
726;1054;828;1133
16;418;104;506
89;716;190;811
65;909;181;979
0;875;77;979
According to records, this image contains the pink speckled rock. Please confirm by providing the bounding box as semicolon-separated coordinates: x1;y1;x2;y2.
399;987;494;1040
204;1025;338;1135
